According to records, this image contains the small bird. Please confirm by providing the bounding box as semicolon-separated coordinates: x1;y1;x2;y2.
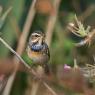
26;31;50;74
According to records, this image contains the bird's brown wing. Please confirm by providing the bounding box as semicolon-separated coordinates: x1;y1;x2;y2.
42;43;50;59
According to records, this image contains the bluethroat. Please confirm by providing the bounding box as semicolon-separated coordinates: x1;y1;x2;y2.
27;31;50;74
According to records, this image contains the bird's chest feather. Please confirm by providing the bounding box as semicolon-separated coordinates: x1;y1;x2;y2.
27;48;47;64
28;50;43;58
27;43;49;64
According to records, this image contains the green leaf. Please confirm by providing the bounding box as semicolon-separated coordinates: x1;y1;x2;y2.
22;52;33;66
0;7;12;29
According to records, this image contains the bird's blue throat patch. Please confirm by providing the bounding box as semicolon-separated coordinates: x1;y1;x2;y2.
30;44;43;51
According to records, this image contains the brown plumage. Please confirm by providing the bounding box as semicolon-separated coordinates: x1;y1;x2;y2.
27;31;50;74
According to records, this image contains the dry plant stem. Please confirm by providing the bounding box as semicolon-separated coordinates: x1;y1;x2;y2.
73;58;78;69
30;80;40;95
0;38;45;77
29;66;58;95
0;6;3;15
0;38;58;95
45;0;61;46
0;37;38;95
30;66;43;95
0;37;31;70
2;0;37;95
31;0;61;94
93;55;95;62
26;0;61;94
1;0;58;95
16;0;36;54
0;76;8;94
43;82;57;95
2;74;15;95
30;81;58;95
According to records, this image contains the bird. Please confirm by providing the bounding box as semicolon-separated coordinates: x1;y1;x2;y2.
26;31;50;75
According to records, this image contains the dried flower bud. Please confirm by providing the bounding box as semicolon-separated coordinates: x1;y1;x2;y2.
35;0;54;15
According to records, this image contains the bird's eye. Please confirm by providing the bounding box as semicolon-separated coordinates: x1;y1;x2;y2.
35;35;39;37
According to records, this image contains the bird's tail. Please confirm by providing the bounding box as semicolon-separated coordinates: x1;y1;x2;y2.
44;63;51;75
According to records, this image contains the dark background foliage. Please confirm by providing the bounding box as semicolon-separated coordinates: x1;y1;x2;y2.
0;0;95;95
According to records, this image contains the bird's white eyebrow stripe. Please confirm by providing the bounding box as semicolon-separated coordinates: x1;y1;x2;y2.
32;33;41;36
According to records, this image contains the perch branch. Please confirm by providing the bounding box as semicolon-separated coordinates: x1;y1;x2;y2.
2;1;57;95
2;0;37;95
0;37;31;70
43;82;57;95
0;37;58;95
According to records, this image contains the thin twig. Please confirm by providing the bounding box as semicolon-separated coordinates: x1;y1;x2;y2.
1;0;58;95
45;0;61;46
93;55;95;62
0;6;3;15
2;0;37;95
0;37;31;70
73;58;78;69
0;37;58;95
16;0;37;54
30;80;40;95
43;82;57;95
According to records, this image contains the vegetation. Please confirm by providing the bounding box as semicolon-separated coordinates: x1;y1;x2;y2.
0;0;95;95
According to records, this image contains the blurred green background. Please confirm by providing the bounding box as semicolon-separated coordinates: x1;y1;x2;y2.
0;0;95;95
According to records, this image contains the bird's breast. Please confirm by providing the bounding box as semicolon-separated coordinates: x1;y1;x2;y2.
28;50;42;58
27;49;48;64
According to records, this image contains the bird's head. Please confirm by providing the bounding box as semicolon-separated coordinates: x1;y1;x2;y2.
29;31;45;45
